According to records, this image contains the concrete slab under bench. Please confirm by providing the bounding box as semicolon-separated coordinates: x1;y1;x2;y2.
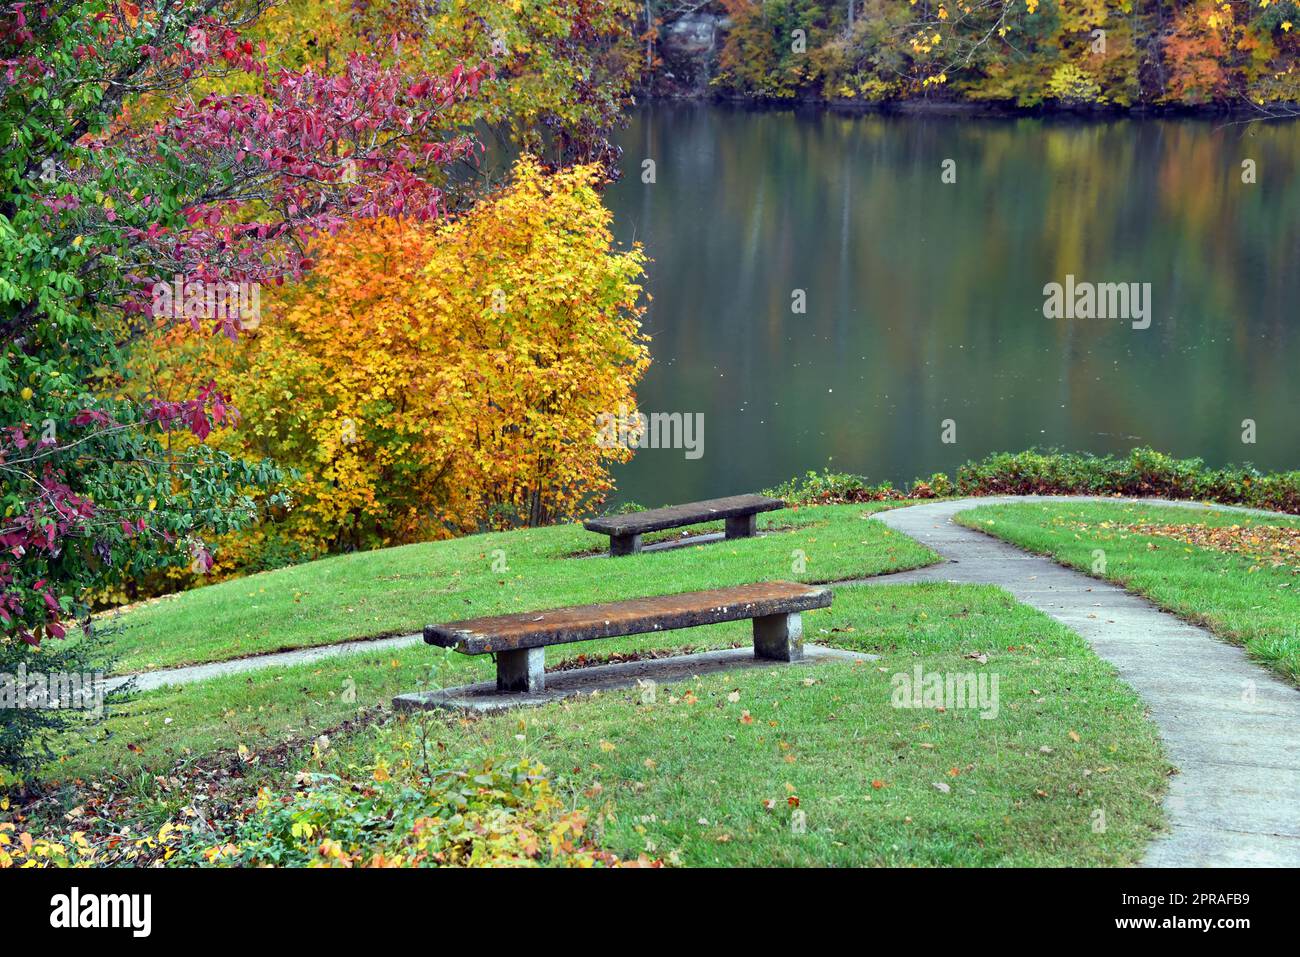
393;643;877;714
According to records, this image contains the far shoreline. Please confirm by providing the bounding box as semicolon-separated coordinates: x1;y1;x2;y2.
637;89;1300;123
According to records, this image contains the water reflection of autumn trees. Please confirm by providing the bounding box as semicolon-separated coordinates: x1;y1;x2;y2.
608;106;1299;504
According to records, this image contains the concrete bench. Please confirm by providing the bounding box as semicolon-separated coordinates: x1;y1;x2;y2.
423;581;832;694
582;493;785;556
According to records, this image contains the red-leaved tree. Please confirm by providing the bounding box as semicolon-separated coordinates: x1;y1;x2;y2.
0;0;487;767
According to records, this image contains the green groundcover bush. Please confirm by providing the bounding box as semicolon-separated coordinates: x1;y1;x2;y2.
175;724;628;868
768;448;1300;514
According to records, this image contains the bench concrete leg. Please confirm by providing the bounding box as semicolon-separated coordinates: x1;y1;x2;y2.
496;647;545;693
725;514;757;539
753;612;804;662
609;533;642;557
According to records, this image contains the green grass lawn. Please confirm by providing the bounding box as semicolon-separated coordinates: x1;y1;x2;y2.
49;613;767;784
956;501;1300;683
41;583;1169;867
299;584;1169;866
95;503;935;674
25;501;1174;866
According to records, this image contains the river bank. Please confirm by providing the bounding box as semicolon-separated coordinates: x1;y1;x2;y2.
644;6;1300;120
646;88;1300;121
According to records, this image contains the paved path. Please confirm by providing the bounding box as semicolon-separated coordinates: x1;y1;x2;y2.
103;632;425;694
864;495;1300;867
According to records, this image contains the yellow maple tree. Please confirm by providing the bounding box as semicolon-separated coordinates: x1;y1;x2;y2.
146;158;649;570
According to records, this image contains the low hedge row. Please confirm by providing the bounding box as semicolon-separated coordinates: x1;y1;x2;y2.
767;448;1300;515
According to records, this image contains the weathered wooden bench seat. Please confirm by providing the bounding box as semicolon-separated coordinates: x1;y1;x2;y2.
424;581;832;694
583;493;784;556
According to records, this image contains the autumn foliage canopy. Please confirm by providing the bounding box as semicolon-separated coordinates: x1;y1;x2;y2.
145;158;649;569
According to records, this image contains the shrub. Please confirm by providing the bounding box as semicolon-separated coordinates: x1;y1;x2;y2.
1046;64;1105;104
0;628;120;775
144;157;650;571
766;468;907;506
769;448;1300;514
180;724;635;868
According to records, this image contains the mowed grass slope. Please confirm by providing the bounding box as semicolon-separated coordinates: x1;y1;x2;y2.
957;502;1300;683
52;584;1170;866
314;584;1169;866
41;500;1173;866
96;504;935;674
55;611;794;783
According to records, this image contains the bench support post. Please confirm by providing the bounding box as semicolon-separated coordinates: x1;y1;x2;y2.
609;533;642;557
496;647;545;693
725;514;757;539
753;612;804;662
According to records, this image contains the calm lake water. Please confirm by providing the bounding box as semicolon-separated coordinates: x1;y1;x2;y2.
603;103;1300;508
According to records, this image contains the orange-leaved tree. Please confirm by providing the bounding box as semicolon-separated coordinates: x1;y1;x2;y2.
150;157;649;568
413;157;650;532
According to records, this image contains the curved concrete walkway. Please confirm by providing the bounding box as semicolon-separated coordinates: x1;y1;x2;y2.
101;631;425;695
864;495;1300;868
